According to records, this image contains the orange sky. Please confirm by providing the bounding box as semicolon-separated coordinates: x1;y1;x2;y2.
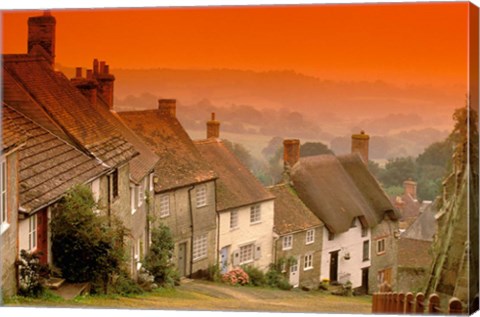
1;3;469;88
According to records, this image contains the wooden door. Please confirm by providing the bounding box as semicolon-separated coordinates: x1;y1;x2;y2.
361;267;369;294
329;250;339;282
178;242;187;277
36;208;48;264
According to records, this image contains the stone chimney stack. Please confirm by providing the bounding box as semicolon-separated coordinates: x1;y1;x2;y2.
351;130;370;164
403;179;417;200
28;11;56;67
283;139;300;169
94;59;115;109
158;99;176;117
206;112;220;139
70;67;98;105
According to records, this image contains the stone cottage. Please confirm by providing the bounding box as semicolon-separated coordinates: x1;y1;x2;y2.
194;113;275;273
119;101;218;278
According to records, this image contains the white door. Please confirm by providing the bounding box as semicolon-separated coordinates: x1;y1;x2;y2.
289;256;299;288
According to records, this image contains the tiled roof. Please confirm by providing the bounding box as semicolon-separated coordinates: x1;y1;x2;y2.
118;110;216;191
267;183;322;235
3;54;136;168
194;138;274;211
3;105;107;213
2;103;28;153
290;153;398;234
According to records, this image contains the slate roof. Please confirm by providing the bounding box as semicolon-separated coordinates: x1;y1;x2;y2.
267;183;322;236
194;138;274;211
401;200;437;241
118;110;216;191
3;54;137;168
290;153;399;234
2;103;28;153
3;105;107;213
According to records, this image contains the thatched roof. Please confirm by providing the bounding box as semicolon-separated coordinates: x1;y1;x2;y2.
290;153;398;234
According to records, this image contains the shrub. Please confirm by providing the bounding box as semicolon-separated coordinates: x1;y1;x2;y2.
265;264;292;290
16;250;47;297
112;272;144;296
222;268;249;286
206;264;221;282
50;185;128;293
143;223;179;287
241;265;266;286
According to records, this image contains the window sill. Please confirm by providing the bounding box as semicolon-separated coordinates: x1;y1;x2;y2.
376;251;386;256
230;227;239;232
131;209;137;215
240;259;254;266
303;267;313;271
192;256;207;263
282;247;292;251
250;221;262;226
160;214;170;218
0;223;10;235
196;204;208;209
306;241;314;245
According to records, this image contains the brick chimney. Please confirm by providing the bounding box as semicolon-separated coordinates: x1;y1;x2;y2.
283;139;300;169
403;179;417;199
93;59;115;109
206;112;220;138
70;67;98;105
351;130;370;164
28;11;56;67
158;99;176;117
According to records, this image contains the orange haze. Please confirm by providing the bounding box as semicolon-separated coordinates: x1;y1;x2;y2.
2;3;469;90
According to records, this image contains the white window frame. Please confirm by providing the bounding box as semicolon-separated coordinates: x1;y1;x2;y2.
363;240;370;261
137;184;144;207
28;214;37;251
377;238;386;255
250;205;261;224
230;210;239;229
130;186;137;214
282;235;293;250
196;185;207;208
193;234;208;261
159;194;170;218
239;243;254;265
0;159;8;234
306;229;315;245
303;253;313;271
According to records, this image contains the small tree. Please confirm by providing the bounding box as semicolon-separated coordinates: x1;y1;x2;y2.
143;223;178;286
50;185;127;292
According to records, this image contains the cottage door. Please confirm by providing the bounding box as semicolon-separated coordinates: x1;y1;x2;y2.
220;246;229;274
178;242;187;277
361;267;369;294
36;207;49;264
289;257;299;288
329;250;339;282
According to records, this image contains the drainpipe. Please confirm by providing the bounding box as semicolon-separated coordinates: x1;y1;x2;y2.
187;185;195;277
214;179;220;267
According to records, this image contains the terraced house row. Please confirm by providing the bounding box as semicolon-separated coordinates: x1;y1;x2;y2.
1;11;400;297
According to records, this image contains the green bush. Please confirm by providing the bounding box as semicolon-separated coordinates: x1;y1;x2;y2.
143;223;179;287
16;250;46;297
112;272;144;296
50;185;128;293
265;264;292;290
206;264;221;282
241;265;266;286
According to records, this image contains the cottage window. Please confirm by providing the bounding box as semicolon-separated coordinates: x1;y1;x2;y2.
282;235;293;250
0;159;7;233
239;243;254;264
112;169;119;199
377;238;386;255
250;205;261;224
363;240;370;261
303;253;313;270
159;194;170;217
230;210;239;229
28;214;37;251
137;184;144;207
193;234;208;261
306;229;315;244
196;185;207;208
130;186;136;214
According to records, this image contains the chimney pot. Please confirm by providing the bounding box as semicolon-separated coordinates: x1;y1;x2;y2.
158;99;177;117
75;67;82;78
28;12;56;67
283;139;300;169
99;61;106;74
104;65;109;74
403;179;417;200
86;69;93;79
207;112;220;138
351;130;370;164
93;59;99;75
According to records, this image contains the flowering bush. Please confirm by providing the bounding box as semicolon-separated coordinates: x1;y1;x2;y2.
221;268;249;286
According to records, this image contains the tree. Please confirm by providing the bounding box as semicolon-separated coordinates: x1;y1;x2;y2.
50;185;127;292
379;157;416;188
142;223;178;286
299;142;333;157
